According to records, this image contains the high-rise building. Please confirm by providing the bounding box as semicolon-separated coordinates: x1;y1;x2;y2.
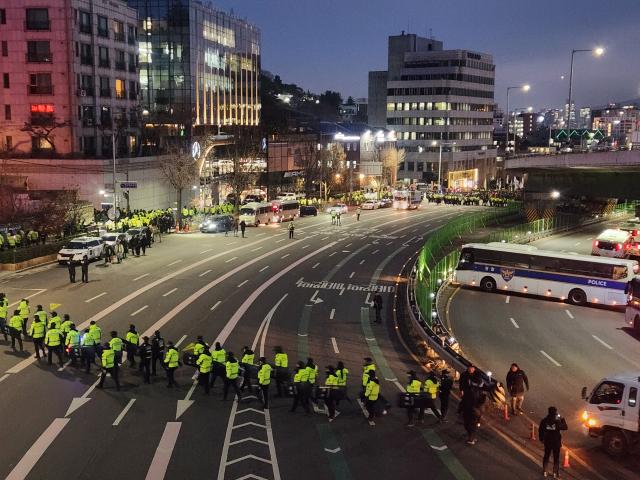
128;0;261;148
592;104;640;146
368;32;496;189
0;0;140;157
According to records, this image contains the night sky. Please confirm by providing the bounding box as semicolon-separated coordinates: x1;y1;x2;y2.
214;0;640;111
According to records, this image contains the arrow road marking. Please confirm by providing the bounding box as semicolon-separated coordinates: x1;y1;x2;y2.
310;290;323;304
176;381;198;420
65;378;100;417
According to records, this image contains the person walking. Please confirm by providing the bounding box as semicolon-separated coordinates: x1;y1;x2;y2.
439;369;453;421
151;330;165;376
139;336;153;384
18;299;29;336
539;406;568;478
421;370;443;422
0;295;8;342
140;235;147;256
330;209;335;225
336;211;342;226
44;323;64;367
65;325;80;366
109;331;124;374
288;221;295;239
506;363;529;415
257;357;272;409
29;315;46;360
210;342;226;388
364;372;381;425
405;371;422;427
290;361;310;414
68;258;77;283
372;292;383;323
458;364;477;414
81;328;96;373
305;358;320;413
60;314;72;340
461;374;487;445
239;220;247;238
125;324;139;367
273;346;289;397
196;348;213;395
361;358;376;399
81;256;89;283
356;207;362;221
9;310;24;351
325;366;339;421
89;321;102;355
223;352;242;401
335;361;350;407
240;346;255;392
164;341;180;388
97;343;120;391
233;218;239;237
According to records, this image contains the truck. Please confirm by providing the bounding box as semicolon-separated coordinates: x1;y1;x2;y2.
580;373;640;456
392;189;422;210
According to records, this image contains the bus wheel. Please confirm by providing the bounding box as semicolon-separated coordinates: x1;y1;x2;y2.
568;288;587;306
480;277;496;292
603;429;628;457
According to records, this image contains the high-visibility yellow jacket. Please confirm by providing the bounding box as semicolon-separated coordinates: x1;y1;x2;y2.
407;379;422;394
226;360;239;379
326;373;339;388
164;348;179;368
196;353;213;373
66;330;80;347
241;352;254;365
29;321;46;339
424;378;439;399
89;325;102;343
258;364;272;385
274;352;288;368
193;342;206;357
102;348;115;368
45;328;62;347
211;348;226;363
9;315;23;331
362;363;376;386
365;380;380;401
125;331;139;346
109;337;124;352
336;368;349;387
305;365;318;384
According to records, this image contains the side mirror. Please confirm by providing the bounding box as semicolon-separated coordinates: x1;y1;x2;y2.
581;386;588;400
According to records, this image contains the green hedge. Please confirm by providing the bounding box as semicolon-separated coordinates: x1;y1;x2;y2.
0;241;67;264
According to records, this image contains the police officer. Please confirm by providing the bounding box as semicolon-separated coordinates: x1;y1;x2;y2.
81;255;89;283
109;331;124;370
274;346;289;397
196;347;213;395
361;358;376;399
81;328;96;373
97;342;120;391
240;347;255;392
125;324;139;367
9;309;24;351
223;352;242;401
539;406;568;478
365;372;381;425
65;324;80;366
164;341;180;388
439;369;453;420
28;314;46;359
68;257;77;283
210;342;226;388
257;357;272;409
335;361;350;407
18;299;29;336
0;294;8;341
139;336;153;384
421;370;442;422
288;221;295;239
89;321;102;355
60;314;72;339
151;330;165;376
193;336;207;358
48;311;61;330
34;305;47;329
290;361;310;414
406;370;422;427
325;366;339;421
44;323;63;367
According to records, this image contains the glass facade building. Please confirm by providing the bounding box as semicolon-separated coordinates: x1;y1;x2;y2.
127;0;260;141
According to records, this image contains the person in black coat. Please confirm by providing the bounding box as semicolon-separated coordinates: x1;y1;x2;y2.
439;369;454;420
81;256;89;283
538;406;568;478
68;258;77;283
506;363;529;415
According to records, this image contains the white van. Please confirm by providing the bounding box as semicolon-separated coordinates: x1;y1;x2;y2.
57;237;104;264
276;192;297;201
239;202;278;226
272;200;300;222
592;229;634;258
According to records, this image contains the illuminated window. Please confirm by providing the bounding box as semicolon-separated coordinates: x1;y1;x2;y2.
114;79;125;99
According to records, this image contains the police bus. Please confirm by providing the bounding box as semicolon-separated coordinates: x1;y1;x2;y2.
455;242;639;306
392;190;422;210
239;202;278;226
271;199;300;222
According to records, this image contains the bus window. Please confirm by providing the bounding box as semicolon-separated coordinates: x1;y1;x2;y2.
457;248;474;269
612;265;628;280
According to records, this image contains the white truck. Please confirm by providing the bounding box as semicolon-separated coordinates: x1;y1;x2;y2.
581;373;640;456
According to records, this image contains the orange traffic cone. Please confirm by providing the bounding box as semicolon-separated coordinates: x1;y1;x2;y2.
563;448;570;468
503;403;510;421
530;422;537;441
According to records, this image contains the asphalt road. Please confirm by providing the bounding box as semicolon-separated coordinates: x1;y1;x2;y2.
1;205;558;480
449;222;640;479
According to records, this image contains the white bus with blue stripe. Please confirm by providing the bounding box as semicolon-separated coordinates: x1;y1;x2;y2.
454;242;639;306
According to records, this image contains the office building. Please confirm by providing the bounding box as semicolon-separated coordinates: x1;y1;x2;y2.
592;104;640;146
128;0;261;147
368;32;497;189
0;0;140;157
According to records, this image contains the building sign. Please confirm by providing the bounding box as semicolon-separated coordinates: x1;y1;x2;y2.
119;181;138;189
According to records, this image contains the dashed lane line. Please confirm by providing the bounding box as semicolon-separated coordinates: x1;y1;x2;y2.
162;288;177;297
130;305;148;316
329;309;335;320
174;335;188;348
85;292;107;303
225;257;238;263
200;249;213;254
112;399;136;426
210;301;221;311
199;269;212;277
312;262;320;269
281;254;290;259
509;317;519;329
540;350;562;367
349;272;355;278
237;280;249;288
167;259;182;267
259;266;270;272
331;337;340;354
359;259;365;265
565;310;574;319
133;273;149;281
592;335;613;350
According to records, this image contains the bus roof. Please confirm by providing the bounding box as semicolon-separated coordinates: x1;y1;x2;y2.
462;242;639;267
596;229;632;242
271;199;299;205
241;202;272;209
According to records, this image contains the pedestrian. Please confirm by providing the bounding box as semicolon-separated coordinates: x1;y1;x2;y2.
458;364;477;414
240;220;246;238
125;324;139;367
335;361;350;407
233;218;239;237
288;221;295;239
97;342;120;391
109;331;124;371
65;324;80;366
210;341;226;388
405;371;422;426
164;341;180;388
365;372;381;425
81;255;89;283
356;207;362;221
372;292;383;323
506;363;529;415
224;220;230;237
151;330;165;376
139;336;153;383
421;370;443;422
196;347;213;394
81;328;96;373
290;361;310;414
325;366;339;421
461;373;487;445
257;357;272;409
240;346;255;392
9;310;24;351
45;323;64;367
18;299;29;335
331;210;336;225
135;237;142;256
273;346;289;397
140;235;147;256
29;314;46;360
439;369;453;420
361;358;376;399
68;258;77;283
539;406;568;478
223;351;242;401
336;211;342;226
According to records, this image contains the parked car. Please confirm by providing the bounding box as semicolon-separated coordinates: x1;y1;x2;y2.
101;233;127;248
361;200;379;210
300;205;318;217
57;237;104;264
326;203;348;215
199;214;234;233
378;198;392;208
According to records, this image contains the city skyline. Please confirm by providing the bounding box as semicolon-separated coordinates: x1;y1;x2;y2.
214;0;640;111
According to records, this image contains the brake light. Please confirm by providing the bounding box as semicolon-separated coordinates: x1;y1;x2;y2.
634;230;638;236
616;243;622;251
626;243;631;250
594;240;599;247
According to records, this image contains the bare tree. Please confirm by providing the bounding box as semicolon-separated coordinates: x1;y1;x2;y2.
159;147;198;226
225;127;262;216
380;146;404;193
21;118;69;155
317;143;346;201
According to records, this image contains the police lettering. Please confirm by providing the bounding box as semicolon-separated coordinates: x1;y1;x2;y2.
587;279;607;287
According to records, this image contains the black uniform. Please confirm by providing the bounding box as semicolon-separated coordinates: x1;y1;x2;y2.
139;341;153;383
539;409;568;476
68;260;76;283
151;333;165;375
81;257;89;283
439;371;453;418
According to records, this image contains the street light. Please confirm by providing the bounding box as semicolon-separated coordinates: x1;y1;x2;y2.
432;137;456;193
550;190;560;199
566;47;604;137
506;84;530;155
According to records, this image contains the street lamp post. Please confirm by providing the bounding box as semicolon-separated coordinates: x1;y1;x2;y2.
505;84;530;156
432;136;456;193
566;47;604;141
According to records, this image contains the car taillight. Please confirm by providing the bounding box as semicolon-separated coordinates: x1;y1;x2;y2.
626;243;631;250
634;230;638;236
616;243;622;251
594;240;599;247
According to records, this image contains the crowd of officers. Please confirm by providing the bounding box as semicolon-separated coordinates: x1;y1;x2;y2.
0;229;45;250
100;208;175;235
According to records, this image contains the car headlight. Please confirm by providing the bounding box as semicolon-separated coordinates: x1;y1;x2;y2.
199;223;203;228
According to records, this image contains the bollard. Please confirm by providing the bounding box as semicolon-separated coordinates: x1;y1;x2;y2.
529;422;537;441
563;448;570;468
503;403;510;421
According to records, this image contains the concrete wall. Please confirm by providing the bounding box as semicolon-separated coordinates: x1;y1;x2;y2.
505;149;640;170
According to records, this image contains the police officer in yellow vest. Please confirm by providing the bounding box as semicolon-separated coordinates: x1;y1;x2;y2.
29;315;46;359
81;328;96;373
97;343;120;391
290;361;310;414
0;295;8;342
257;357;272;409
9;310;24;351
34;305;47;330
223;351;242;401
196;348;213;395
125;324;139;367
164;341;180;388
325;366;340;421
89;321;102;355
48;311;61;330
361;357;376;399
420;371;442;421
45;324;64;367
365;372;381;424
109;331;124;371
406;370;422;427
210;341;226;388
60;314;72;338
18;299;29;335
274;346;289;397
240;346;255;392
65;325;80;366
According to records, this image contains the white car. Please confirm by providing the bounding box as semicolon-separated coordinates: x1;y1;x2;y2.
326;203;348;215
276;192;297;201
361;200;379;210
57;237;104;264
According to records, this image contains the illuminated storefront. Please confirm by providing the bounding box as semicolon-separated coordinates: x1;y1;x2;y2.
447;168;479;191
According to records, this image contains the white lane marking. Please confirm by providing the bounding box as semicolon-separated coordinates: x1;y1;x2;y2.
540;350;562;367
575;242;581;246
302;244;310;249
225;256;238;263
174;335;188;348
259;266;270;272
200;249;213;254
5;418;70;480
133;273;149;281
331;337;340;354
112;399;136;426
256;233;266;237
565;310;574;319
237;280;249;288
345;243;352;248
0;373;10;383
359;259;365;265
210;301;221;311
371;249;379;254
199;269;212;277
321;236;329;240
85;292;107;303
281;254;290;259
167;259;182;267
509;317;519;329
276;239;286;244
330;309;335;320
131;305;148;316
312;262;320;269
505;296;510;304
592;335;613;350
329;252;337;257
145;422;182;480
252;246;263;252
162;288;177;297
57;360;72;372
386;241;393;246
349;272;355;279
